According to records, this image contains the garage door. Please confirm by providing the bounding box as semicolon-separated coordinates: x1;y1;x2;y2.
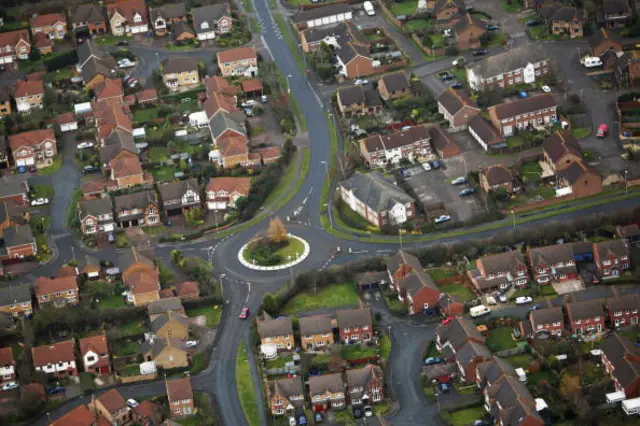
16;159;26;166
26;158;35;165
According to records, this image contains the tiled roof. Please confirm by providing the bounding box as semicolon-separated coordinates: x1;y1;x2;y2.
477;250;527;275
163;56;199;74
13;79;44;98
148;297;184;316
257;312;294;338
166;377;193;402
438;88;478;116
30;13;66;28
79;334;109;357
206;176;251;195
4;225;35;248
8;128;55;150
530;306;564;328
0;283;30;308
0;347;14;366
107;0;149;25
292;3;352;24
339;171;414;212
360;125;429;154
97;389;127;415
491;94;556;120
217;46;256;64
386;250;421;274
32;340;75;366
308;372;344;395
380;71;410;93
594;239;629;259
50;405;96;426
299;314;333;335
336;307;372;329
565;298;604;322
35;276;78;296
482;164;515;187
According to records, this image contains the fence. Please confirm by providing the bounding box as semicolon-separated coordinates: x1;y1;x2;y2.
411;33;446;57
118;372;158;384
495;345;527;358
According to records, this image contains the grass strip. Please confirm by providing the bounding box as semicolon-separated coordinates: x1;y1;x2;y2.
274;14;306;73
320;114;339;218
236;342;261;426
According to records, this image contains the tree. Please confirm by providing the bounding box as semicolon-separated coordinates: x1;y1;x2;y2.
262;293;279;314
559;372;582;408
267;217;288;244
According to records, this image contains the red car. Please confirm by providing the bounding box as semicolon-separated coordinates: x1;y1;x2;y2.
597;124;608;138
441;316;454;325
239;307;250;319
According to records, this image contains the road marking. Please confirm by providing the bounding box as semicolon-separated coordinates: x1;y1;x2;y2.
261;35;274;60
245;282;251;303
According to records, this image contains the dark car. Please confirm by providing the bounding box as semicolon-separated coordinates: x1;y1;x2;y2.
451;82;463;89
47;386;65;395
527;19;542;27
439;72;455;81
473;49;488;56
459;188;476;197
116;40;129;46
353;406;364;419
487;24;500;31
430;160;441;169
308;368;322;377
83;165;100;174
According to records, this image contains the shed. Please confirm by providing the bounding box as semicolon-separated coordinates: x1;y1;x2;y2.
623;397;640;415
606;391;627;403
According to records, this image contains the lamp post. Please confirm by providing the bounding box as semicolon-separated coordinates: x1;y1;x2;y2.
286;74;292;94
511;210;515;229
625;170;628;194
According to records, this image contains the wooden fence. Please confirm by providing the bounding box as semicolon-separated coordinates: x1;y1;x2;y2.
118;372;158;384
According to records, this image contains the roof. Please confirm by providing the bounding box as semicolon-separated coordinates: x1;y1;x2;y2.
436;316;485;349
175;281;200;297
14;79;44;99
79;197;113;218
469;116;504;145
79;334;109;357
346;364;382;391
558;160;598;185
173;21;195;37
292;3;352;24
530;306;564;328
551;7;583;22
141;337;186;358
30;13;66;28
148;297;184;316
209;110;246;139
386;250;421;274
50;405;96;426
111;154;143;179
114;190;158;212
308;372;344;395
135;400;160;419
600;332;640;388
456;340;492;363
207;176;251;195
339;42;371;64
204;76;240;97
151;311;191;333
482;165;515;187
434;0;465;13
590;28;620;50
100;129;137;164
166;378;193;402
0;30;30;50
566;298;604;321
158;179;199;202
528;243;575;269
491;93;557;120
151;2;187;20
594;239;629;259
618;224;640;239
0;174;28;199
81;178;106;195
4;225;35;248
95;78;123;100
32;340;75;366
77;40;109;65
192;3;231;34
8;128;55;151
543;130;582;164
477;250;527;275
163;56;200;74
34;33;53;49
299;314;333;336
97;389;127;415
119;247;155;272
438;88;478;116
603;0;630;15
268;377;304;399
468;43;548;78
339;171;414;213
257;313;294;338
380;71;410;93
607;294;640;312
0;346;14;366
397;269;439;297
218;135;249;158
453;13;487;34
337;307;372;329
136;88;158;103
81;56;117;84
477;357;517;385
107;0;148;26
72;4;106;23
56;112;76;126
0;283;30;309
204;92;239;118
338;83;382;107
361;125;430;153
217;46;257;64
241;78;263;93
35;276;78;296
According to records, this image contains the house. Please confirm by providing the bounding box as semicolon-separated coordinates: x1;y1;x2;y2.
95;77;124;105
0;30;31;65
336;84;383;117
76;40;117;88
542;130;582;174
467;250;529;292
346;365;384;405
172;21;196;42
607;294;640;328
0;88;11;117
386;250;422;285
440;293;465;317
456;340;492;382
337;308;373;343
175;281;200;300
479;165;520;193
435;316;485;354
598;0;632;29
192;3;233;41
308;373;346;410
1;225;37;259
549;7;585;38
257;313;295;351
30;13;67;40
433;0;465;22
437;89;481;130
475;357;517;388
206;177;251;211
49;405;98;426
0;175;29;205
528;243;579;284
79;334;112;375
488;94;558;137
600;332;640;398
530;306;564;336
107;0;149;35
135;88;158;105
0;283;32;318
589;28;622;57
0;200;23;236
70;4;108;36
13;79;45;113
0;347;16;382
150;2;187;36
166;378;195;417
162;57;200;90
299;20;367;52
594;239;631;279
78;198;115;236
453;14;487;50
217;47;257;77
120;248;161;306
151;311;190;341
339;172;415;227
32;340;77;377
158;179;201;216
34;33;54;55
394;269;441;315
90;389;132;426
143;337;189;371
204;75;239;97
267;377;305;416
9;128;56;169
466;43;549;91
377;72;411;100
617;224;640;244
148;297;185;322
484;376;543;426
359;125;433;168
57;112;78;133
565;298;606;334
291;3;353;29
99;128;145;189
299;314;334;351
133;400;162;426
114;191;160;228
335;42;374;80
556;161;602;198
35;276;79;309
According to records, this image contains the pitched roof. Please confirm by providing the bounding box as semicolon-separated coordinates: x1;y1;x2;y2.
477;250;527;275
491;94;557;120
173;21;195;37
101;128;137;163
4;225;35;248
477;357;517;386
339;171;414;213
453;13;487;34
14;78;44;99
603;0;630;15
134;400;160;419
81;178;106;196
79;197;113;218
551;7;583;22
30;13;66;28
600;332;640;389
206;176;251;195
308;372;344;395
468;43;548;78
50;405;96;426
469;116;505;146
397;269;439;297
95;78;123;101
35;276;78;296
360;125;430;153
209;110;246;139
381;71;410;93
163;56;200;74
268;377;304;399
434;0;465;13
0;346;14;366
119;247;155;272
482;164;516;187
607;294;640;313
166;378;193;402
97;389;127;415
617;224;640;239
257;312;293;338
241;78;263;93
114;190;158;212
79;334;109;357
34;33;54;49
530;306;564;328
0;174;28;199
218;135;249;158
589;28;620;50
81;57;117;83
136;88;158;103
346;364;383;390
204;76;240;97
337;83;382;107
158;179;199;202
292;3;352;24
8;128;55;150
594;239;629;259
543;130;581;164
217;46;257;64
386;250;421;274
0;30;30;50
565;298;604;321
151;311;191;333
338;42;371;64
299;314;333;335
148;297;184;316
72;4;106;23
528;243;575;270
107;0;149;25
337;307;372;329
32;340;75;366
77;40;109;65
456;340;492;363
192;3;231;34
436;316;485;349
438;88;478;116
557;160;598;185
151;2;187;20
175;281;200;297
204;92;239;118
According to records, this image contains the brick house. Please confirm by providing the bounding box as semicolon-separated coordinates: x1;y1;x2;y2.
78;198;115;236
114;191;160;228
542;130;582;174
13;79;45;114
394;269;441;315
30;13;68;40
479;164;520;193
217;47;258;77
607;294;640;328
206;176;251;211
175;281;200;301
600;332;640;398
166;378;195;418
429;124;461;158
456;340;492;382
76;40;117;89
147;297;184;322
467;250;529;293
437;89;481;130
150;2;187;36
549;7;586;38
484;376;544;426
257;313;295;351
565;298;606;335
475;357;517;388
336;84;383;117
336;43;375;80
142;337;189;370
433;0;465;22
107;0;149;36
0;283;32;318
1;225;37;260
589;28;622;57
593;239;631;279
267;377;305;416
162;57;200;91
33;33;53;55
308;373;346;410
617;224;640;244
530;306;564;337
453;14;487;50
9;128;56;168
337;308;373;344
385;250;422;286
359;125;433;168
158;179;201;216
32;340;78;378
133;400;161;426
0;347;16;382
120;248;161;306
35;276;79;309
528;243;579;284
435;316;486;354
0;175;29;204
299;314;334;351
79;334;112;375
598;0;632;29
488;94;558;137
101;130;147;191
90;389;132;426
0;30;31;65
151;312;190;341
346;365;384;405
377;72;411;100
70;4;108;36
192;4;233;41
555;161;602;199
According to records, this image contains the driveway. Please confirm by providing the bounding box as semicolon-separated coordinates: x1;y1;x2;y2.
466;0;530;43
551;278;585;295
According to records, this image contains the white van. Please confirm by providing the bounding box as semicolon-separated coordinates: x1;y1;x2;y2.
470;305;491;318
364;1;375;16
580;56;602;68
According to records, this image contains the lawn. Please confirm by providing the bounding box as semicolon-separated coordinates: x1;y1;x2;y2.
506;353;534;369
501;0;522;13
282;283;360;314
243;237;306;265
111;319;145;339
236;342;261;426
619;327;640;342
133;107;160;123
115;340;140;356
438;283;474;302
519;162;542;183
263;149;304;207
573;127;591;139
336;200;380;232
95;35;132;46
488;31;508;47
152;166;176;182
379;335;392;360
99;295;126;309
265;355;293;369
486;327;517;352
448;405;487;426
249;124;266;137
405;19;432;33
186;305;223;328
528;371;554;387
506;135;525;149
31;184;54;199
191;352;207;374
52;67;74;82
427;268;458;281
390;0;418;15
341;344;378;360
38;156;62;176
431;33;446;47
149;146;170;162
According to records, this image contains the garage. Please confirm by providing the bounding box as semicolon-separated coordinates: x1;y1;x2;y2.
60;121;78;132
0;56;13;64
198;32;215;40
165;207;183;217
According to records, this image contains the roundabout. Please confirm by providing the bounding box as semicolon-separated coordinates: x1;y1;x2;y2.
238;220;311;270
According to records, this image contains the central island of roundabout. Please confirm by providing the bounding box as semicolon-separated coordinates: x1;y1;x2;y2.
238;218;310;271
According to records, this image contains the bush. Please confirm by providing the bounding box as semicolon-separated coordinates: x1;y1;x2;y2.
445;46;459;56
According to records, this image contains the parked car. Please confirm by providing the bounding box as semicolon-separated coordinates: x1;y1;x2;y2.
541;85;552;93
425;357;443;365
473;420;489;426
439;383;450;393
472;49;488;56
261;95;268;103
499;294;508;303
527;19;542;27
47;386;65;395
430;160;441;169
529;304;540;311
459;188;476;197
452;56;465;66
127;399;139;408
422;162;432;171
116;40;129;46
185;340;198;348
451;82;463;89
434;215;451;224
31;197;49;206
117;58;136;68
83;165;100;174
353;406;364;419
354;79;369;86
441;316;454;325
2;382;18;391
515;296;533;305
239;307;250;319
364;406;373;417
487;24;500;31
241;100;256;108
314;412;323;423
77;141;94;149
439;72;455;81
597;123;608;138
297;413;307;425
452;176;467;185
288;417;296;426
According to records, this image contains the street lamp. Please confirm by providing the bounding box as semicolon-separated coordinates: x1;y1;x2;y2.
625;170;629;194
510;210;516;229
286;74;292;94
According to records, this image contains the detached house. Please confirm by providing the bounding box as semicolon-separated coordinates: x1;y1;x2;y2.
600;332;640;398
0;30;31;65
599;0;632;29
76;40;117;88
0;175;29;204
394;269;441;315
607;294;640;328
32;340;78;377
30;13;67;40
192;3;233;41
114;191;160;228
13;79;45;114
79;334;112;375
162;57;200;90
217;47;258;77
542;130;582;174
488;94;558;137
257;313;294;351
484;376;543;426
435;316;486;355
337;308;373;343
107;0;149;36
565;298;606;335
150;2;187;36
386;250;422;286
308;373;346;410
452;14;487;50
166;378;195;418
158;179;201;216
91;389;132;426
35;276;79;309
467;250;529;292
0;283;33;318
100;129;146;190
346;365;384;406
9;128;56;169
1;225;37;259
479;165;520;193
433;0;465;22
206;176;251;211
143;337;189;370
529;306;564;337
120;248;160;306
267;377;305;416
148;297;185;322
358;125;433;168
151;312;190;341
336;84;383;117
456;340;493;382
70;4;108;36
0;347;16;383
528;243;579;284
594;239;631;279
78;198;115;236
549;7;585;38
438;89;480;130
378;72;411;100
299;314;334;351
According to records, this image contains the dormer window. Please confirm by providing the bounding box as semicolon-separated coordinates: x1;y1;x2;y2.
133;13;142;23
201;21;210;30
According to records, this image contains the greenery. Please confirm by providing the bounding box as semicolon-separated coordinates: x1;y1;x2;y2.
438;283;474;302
447;405;487;426
152;166;176;182
341;344;378;360
38;156;62;175
336;198;380;232
405;19;432;33
391;0;419;15
31;184;54;200
573;127;591;139
427;268;458;281
274;14;305;73
95;35;132;46
236;342;261;426
191;352;207;374
379;335;392;360
186;305;223;328
216;21;252;47
506;353;534;369
519;162;542;183
501;0;522;13
486;327;518;352
242;236;305;266
506;135;525;148
282;283;360;314
67;189;83;227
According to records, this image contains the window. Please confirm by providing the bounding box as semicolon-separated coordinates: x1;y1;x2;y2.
575;319;582;324
87;355;96;362
594;316;600;321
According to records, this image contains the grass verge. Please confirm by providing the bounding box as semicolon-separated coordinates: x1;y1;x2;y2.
274;14;305;73
282;282;360;314
236;342;261;426
38;156;63;176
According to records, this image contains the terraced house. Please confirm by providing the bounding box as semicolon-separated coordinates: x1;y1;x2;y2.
600;332;640;398
257;313;295;351
529;306;564;337
308;373;346;410
35;276;79;309
267;377;305;416
565;297;606;335
607;294;640;328
32;340;78;378
528;243;579;284
358;125;433;168
346;365;384;405
162;57;200;90
488;94;558;137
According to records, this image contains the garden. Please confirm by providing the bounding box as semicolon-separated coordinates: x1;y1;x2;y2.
281;283;361;314
241;218;305;266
